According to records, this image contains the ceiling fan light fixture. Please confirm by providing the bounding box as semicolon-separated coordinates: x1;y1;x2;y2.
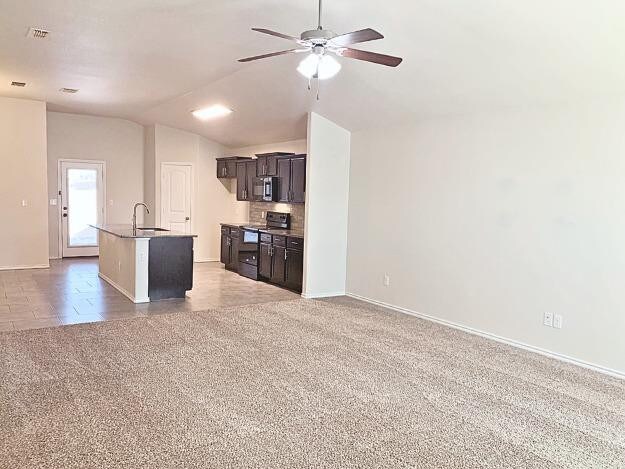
192;104;233;120
297;53;341;80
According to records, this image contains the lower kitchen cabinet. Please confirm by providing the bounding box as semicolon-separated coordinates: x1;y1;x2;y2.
285;248;303;290
258;243;272;278
220;226;239;272
258;235;303;292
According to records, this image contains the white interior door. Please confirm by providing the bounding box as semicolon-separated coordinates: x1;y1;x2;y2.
60;161;105;257
161;163;192;233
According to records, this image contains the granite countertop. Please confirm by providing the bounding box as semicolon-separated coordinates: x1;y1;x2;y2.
220;222;304;239
259;228;304;239
91;224;197;239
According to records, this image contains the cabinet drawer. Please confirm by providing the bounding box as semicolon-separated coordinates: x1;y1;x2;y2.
260;233;272;244
221;226;230;235
273;235;286;247
287;237;303;250
230;228;240;238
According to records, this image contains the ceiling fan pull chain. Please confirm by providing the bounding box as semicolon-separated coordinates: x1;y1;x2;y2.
316;80;320;101
307;77;311;90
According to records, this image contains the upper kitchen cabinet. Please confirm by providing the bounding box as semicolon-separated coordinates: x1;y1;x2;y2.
216;156;252;179
276;154;306;204
256;152;295;177
236;160;258;201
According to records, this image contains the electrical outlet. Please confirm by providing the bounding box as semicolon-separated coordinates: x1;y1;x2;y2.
553;314;563;329
543;312;553;327
383;274;390;287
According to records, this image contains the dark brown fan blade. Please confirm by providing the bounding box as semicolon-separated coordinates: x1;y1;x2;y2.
251;28;304;44
337;48;403;67
238;48;306;63
328;28;384;47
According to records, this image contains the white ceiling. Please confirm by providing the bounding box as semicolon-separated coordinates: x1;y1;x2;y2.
1;0;625;147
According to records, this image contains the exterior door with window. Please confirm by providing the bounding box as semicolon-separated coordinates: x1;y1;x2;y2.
60;161;105;257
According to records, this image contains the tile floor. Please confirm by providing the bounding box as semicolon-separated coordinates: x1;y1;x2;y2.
0;258;300;332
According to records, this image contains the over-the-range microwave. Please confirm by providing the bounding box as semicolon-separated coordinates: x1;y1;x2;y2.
253;177;279;202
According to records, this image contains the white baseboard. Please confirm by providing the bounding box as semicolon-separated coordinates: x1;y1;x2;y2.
48;256;61;260
98;272;149;304
302;291;346;299
0;263;49;271
194;258;220;263
346;292;625;381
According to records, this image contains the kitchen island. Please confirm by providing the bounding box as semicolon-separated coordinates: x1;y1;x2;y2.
91;224;197;303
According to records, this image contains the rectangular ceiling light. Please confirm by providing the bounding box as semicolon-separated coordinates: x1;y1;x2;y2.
192;105;233;121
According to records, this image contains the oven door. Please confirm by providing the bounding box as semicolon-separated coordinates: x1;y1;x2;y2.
239;229;259;265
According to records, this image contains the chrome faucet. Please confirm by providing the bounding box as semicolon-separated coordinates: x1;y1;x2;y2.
132;203;150;232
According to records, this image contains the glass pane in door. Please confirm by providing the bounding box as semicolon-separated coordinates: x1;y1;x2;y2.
67;168;98;247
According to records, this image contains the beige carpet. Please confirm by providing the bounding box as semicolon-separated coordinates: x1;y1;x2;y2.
0;298;623;468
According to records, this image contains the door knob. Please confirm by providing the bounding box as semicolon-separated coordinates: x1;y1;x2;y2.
62;213;68;217
185;217;190;221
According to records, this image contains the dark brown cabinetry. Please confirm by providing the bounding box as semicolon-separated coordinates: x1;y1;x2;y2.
216;157;251;179
258;232;303;292
236;160;258;201
256;152;294;177
220;226;239;272
276;155;306;204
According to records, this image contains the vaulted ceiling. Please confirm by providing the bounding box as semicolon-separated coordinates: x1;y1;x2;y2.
1;0;624;147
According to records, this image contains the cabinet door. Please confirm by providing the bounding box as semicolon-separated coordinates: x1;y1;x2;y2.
236;162;246;200
220;234;230;264
225;160;238;178
290;157;306;203
266;155;278;176
259;243;272;278
217;161;227;178
227;236;239;271
277;158;291;202
246;161;257;200
271;245;286;284
285;248;303;291
256;156;267;176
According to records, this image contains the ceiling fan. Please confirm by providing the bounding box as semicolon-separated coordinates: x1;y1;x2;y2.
238;0;403;82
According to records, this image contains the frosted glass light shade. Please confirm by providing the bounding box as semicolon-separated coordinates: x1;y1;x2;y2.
297;53;341;80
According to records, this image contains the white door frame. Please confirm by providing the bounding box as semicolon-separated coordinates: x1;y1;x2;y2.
57;159;107;258
160;162;193;233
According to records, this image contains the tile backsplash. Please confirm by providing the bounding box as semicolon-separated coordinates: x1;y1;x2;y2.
249;202;305;231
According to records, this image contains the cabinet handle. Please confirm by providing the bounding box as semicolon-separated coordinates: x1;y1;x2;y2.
284;250;287;260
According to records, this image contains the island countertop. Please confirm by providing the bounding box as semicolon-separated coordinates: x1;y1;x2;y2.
91;224;197;239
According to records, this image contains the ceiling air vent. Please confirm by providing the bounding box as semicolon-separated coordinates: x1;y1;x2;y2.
60;88;79;94
26;27;50;39
11;81;26;87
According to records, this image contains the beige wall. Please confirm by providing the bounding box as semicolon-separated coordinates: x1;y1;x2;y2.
303;113;350;298
148;124;247;261
47;112;144;258
229;138;307;158
143;125;156;226
0;97;49;269
347;101;625;375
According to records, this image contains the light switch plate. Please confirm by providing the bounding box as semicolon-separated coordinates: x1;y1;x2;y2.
543;312;553;327
21;199;28;207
